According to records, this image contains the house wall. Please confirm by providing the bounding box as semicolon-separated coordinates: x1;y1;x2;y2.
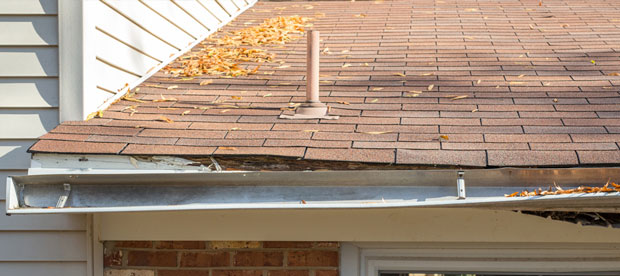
65;0;257;120
103;241;340;276
0;1;88;276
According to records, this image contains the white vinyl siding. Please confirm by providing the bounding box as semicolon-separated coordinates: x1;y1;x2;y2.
66;0;257;120
0;1;87;276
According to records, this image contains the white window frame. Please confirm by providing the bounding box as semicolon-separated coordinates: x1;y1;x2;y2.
341;242;620;276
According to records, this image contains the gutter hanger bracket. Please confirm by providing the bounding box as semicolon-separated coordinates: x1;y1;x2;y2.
457;171;466;199
56;183;71;208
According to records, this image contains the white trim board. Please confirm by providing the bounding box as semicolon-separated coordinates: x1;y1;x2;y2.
341;242;620;276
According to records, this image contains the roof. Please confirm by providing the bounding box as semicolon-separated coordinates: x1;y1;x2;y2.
31;0;620;168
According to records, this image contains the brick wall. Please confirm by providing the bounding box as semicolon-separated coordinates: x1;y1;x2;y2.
104;241;339;276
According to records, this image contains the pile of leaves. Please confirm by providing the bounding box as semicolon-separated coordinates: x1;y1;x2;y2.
505;181;620;197
213;15;310;46
172;15;310;77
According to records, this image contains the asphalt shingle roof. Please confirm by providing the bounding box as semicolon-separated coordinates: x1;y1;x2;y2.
31;0;620;167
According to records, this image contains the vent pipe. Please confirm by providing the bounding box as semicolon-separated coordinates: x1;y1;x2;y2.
280;30;338;120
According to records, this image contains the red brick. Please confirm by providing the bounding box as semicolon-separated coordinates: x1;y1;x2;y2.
287;251;339;267
127;251;177;267
115;241;152;248
397;149;487;167
268;270;309;276
234;251;283;267
305;148;395;163
180;252;229;267
104;249;122;267
315;270;339;276
212;270;263;276
263;242;313;248
156;241;205;250
158;270;209;276
121;144;216;155
29;140;127;154
487;151;578;166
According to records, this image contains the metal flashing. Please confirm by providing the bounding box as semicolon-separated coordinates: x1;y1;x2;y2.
6;167;620;214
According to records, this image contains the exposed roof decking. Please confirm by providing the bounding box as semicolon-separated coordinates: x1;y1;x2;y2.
32;0;620;167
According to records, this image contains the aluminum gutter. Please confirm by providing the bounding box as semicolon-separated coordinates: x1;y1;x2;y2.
6;168;620;214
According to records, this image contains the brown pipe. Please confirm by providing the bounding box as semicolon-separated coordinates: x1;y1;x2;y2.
306;30;320;103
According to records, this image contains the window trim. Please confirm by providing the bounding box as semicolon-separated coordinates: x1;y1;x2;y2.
341;242;620;276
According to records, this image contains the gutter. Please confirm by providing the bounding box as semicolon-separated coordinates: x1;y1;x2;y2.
6;167;620;214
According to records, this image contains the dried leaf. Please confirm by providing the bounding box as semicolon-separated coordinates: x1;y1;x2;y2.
608;72;620;76
220;109;230;113
427;84;434;91
158;116;174;123
393;72;406;77
181;110;191;116
167;85;178;90
219;147;237;151
476;79;482;84
422;72;435;76
370;99;379;103
439;135;449;140
354;14;367;18
472;109;479;112
230;127;241;131
276;64;291;69
231;96;242;100
371;87;383;91
590;60;596;65
342;63;352;68
262;93;272;97
338;101;350;105
302;129;319;133
451;95;468;101
363;63;369;66
200;80;213;86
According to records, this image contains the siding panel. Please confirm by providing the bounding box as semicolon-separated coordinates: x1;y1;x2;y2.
0;78;59;108
0;262;85;276
0;232;86;261
172;0;221;31
0;16;59;45
0;47;58;77
104;0;195;50
0;109;59;139
0;202;85;230
0;0;58;15
0;140;35;169
0;170;26;200
140;0;207;38
95;1;177;62
94;29;160;79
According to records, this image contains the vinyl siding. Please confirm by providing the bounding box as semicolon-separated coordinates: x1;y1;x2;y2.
0;1;87;276
81;0;257;118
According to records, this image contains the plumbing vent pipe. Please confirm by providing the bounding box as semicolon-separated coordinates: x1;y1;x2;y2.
280;30;339;120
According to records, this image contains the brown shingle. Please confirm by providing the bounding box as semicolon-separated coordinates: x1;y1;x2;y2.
396;149;487;167
29;0;620;167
